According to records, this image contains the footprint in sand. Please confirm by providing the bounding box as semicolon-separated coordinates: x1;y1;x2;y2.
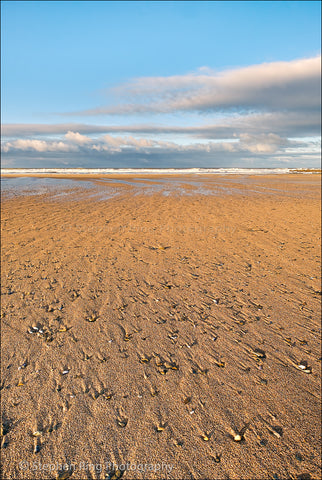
47;419;62;433
116;408;128;428
173;438;184;447
138;353;151;364
119;324;133;342
85;312;99;322
155;422;167;432
80;379;90;394
230;423;251;442
149;385;159;397
211;453;222;463
61;399;71;414
191;362;208;375
91;380;106;400
96;351;109;363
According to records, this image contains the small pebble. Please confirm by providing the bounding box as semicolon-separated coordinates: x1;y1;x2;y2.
117;418;128;428
297;361;312;374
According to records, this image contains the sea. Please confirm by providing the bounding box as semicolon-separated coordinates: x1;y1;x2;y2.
0;167;316;175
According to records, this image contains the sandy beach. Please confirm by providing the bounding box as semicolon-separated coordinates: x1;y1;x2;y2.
1;174;321;480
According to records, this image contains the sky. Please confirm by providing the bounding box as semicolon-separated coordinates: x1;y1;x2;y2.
1;1;321;168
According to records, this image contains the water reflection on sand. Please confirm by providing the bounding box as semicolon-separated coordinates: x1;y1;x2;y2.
1;174;319;200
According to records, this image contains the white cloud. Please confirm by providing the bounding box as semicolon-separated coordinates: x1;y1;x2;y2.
65;131;92;145
238;133;290;154
1;139;78;153
75;55;321;115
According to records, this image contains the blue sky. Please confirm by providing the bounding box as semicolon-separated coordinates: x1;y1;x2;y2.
1;1;321;168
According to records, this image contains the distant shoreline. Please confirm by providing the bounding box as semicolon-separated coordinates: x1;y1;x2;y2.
1;167;321;177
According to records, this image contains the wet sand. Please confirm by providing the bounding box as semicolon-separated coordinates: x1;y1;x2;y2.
1;174;321;479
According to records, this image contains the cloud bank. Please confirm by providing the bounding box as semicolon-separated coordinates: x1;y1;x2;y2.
2;131;293;154
2;110;320;139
